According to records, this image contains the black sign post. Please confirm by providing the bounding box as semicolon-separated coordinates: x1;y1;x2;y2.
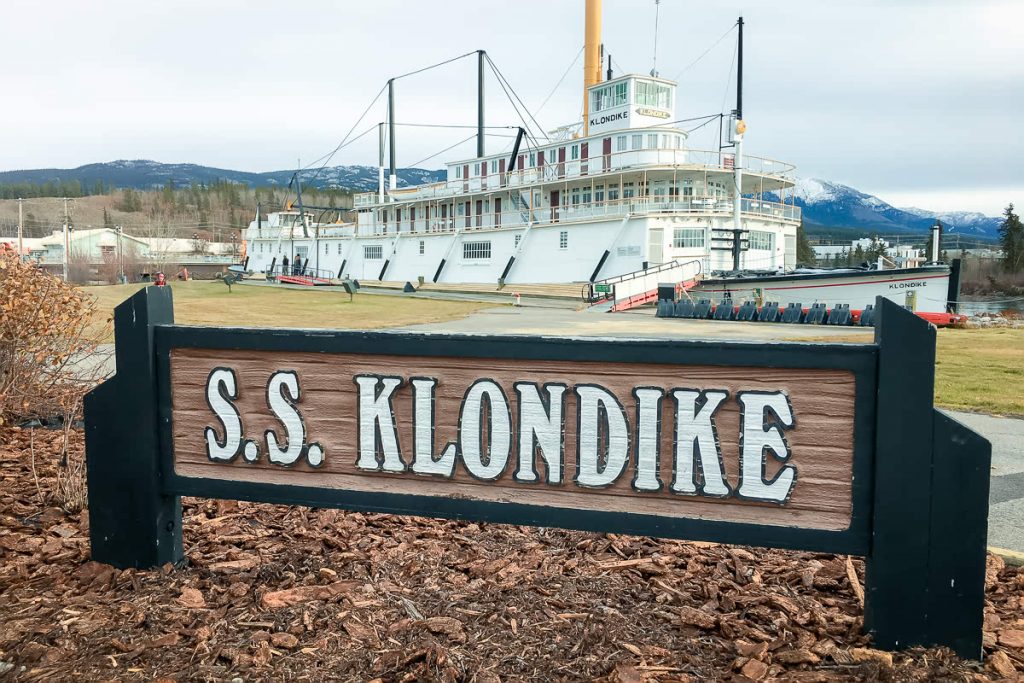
85;287;991;659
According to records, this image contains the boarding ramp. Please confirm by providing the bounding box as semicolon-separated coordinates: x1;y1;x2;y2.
584;259;702;312
268;264;335;286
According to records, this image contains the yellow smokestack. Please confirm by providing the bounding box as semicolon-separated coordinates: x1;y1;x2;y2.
583;0;602;136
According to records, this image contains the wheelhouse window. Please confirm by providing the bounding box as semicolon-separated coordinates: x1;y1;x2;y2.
673;228;705;249
750;231;775;251
590;81;628;112
635;80;672;109
364;245;383;260
463;241;491;260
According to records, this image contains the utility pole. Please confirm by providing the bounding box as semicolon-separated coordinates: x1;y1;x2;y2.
17;198;24;261
62;197;70;281
116;225;124;283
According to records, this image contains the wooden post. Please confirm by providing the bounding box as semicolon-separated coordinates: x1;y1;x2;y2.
84;286;182;569
864;297;990;658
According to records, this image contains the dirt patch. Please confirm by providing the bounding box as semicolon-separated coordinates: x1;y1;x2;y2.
2;427;1022;681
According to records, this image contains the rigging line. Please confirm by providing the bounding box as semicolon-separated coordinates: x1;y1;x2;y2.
409;134;478;168
393;122;519;130
487;67;543;149
672;24;736;82
684;116;720;135
297;82;388;181
485;54;548;142
392;50;478;81
536;45;584;116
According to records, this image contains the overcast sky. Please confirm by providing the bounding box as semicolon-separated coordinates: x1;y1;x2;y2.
2;0;1021;214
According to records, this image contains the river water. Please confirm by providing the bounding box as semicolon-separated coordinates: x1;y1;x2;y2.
957;298;1024;316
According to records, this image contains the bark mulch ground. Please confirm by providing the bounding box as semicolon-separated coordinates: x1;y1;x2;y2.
2;427;1023;682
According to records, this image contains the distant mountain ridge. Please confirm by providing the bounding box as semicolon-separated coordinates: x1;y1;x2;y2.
0;159;446;194
0;160;1002;238
776;177;1001;238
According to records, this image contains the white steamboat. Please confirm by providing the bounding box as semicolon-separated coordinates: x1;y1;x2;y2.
243;0;957;316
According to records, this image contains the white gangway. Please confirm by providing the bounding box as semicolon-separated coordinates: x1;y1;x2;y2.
584;259;703;312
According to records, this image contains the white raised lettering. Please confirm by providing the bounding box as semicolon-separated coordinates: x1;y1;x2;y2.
410;377;456;477
204;368;242;462
459;380;512;480
354;375;405;473
265;370;305;466
671;389;730;496
737;391;796;503
575;385;629;488
633;387;664;491
513;382;566;484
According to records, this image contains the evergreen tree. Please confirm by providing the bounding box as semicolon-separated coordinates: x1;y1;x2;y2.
998;203;1023;273
795;222;815;265
852;244;865;265
103;207;113;228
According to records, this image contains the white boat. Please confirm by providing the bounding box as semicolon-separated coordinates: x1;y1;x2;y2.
243;0;957;316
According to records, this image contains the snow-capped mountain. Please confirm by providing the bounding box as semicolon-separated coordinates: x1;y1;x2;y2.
769;177;1001;237
0;161;1003;238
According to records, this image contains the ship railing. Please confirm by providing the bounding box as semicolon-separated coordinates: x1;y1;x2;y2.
352;148;797;206
353;196;800;237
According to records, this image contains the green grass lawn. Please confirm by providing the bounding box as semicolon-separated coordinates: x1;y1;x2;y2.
83;281;489;342
82;282;1024;417
934;327;1024;417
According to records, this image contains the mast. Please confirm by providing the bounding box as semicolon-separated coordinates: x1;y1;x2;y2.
378;122;386;203
477;50;486;158
731;16;745;271
582;0;602;136
388;78;397;193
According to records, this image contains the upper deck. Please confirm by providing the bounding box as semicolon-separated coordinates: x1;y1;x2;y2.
355;140;795;208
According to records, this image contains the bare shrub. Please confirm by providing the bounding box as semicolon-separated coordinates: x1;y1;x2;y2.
0;252;102;510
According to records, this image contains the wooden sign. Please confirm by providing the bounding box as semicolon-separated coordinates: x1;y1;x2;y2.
85;287;991;659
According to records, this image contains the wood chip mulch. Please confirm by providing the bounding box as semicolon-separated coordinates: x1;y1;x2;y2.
2;427;1023;682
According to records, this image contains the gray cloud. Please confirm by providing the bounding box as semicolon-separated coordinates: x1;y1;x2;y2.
1;0;1020;212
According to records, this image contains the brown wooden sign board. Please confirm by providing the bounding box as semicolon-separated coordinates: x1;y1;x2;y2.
85;287;990;659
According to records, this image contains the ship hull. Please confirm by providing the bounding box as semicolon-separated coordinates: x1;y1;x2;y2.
692;267;953;314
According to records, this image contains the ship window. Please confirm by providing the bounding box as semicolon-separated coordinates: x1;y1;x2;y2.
571;187;580;206
631;134;643;150
514;234;521;247
337;243;343;254
419;240;425;255
325;243;329;254
595;185;604;202
635;80;671;109
673;228;705;249
364;245;383;260
529;151;536;167
453;166;460;179
616;135;627;152
647;134;658;148
623;182;635;199
571;144;579;161
609;185;619;201
473;163;480;176
559;231;568;249
582;186;591;204
750;231;775;251
490;159;497;174
463;241;491;260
